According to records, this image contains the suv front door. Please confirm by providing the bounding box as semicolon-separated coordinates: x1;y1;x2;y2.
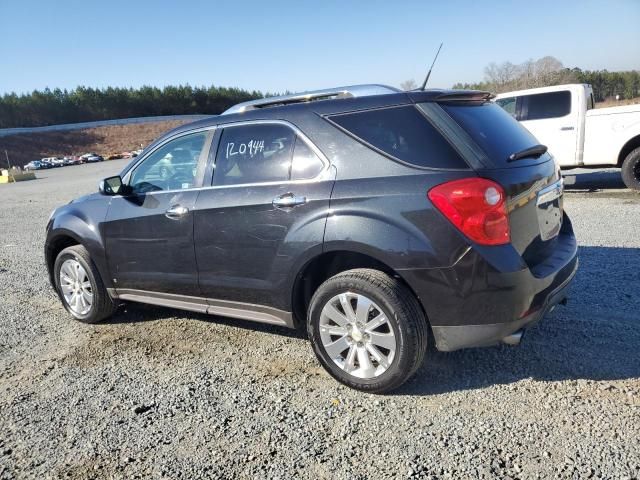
103;130;213;296
194;121;335;311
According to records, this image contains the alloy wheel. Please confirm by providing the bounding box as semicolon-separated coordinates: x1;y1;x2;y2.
319;292;397;379
59;259;93;315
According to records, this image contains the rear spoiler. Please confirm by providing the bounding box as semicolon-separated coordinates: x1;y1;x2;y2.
408;90;494;105
434;91;494;102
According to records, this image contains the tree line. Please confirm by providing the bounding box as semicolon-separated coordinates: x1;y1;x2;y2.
3;57;639;128
0;85;263;128
451;56;640;101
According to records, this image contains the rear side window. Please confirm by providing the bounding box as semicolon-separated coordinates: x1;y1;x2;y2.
522;91;571;120
328;106;468;169
214;124;294;186
442;102;542;167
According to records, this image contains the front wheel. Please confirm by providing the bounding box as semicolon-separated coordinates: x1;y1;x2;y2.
621;147;640;191
307;269;428;393
54;245;117;324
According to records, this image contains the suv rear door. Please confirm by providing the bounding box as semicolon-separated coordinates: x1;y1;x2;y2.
193;121;335;311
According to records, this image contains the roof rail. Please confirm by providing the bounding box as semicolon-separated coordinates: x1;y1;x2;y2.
222;84;400;115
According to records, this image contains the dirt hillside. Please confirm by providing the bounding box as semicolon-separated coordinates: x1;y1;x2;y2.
0;120;191;168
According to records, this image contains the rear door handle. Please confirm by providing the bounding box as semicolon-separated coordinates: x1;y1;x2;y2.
560;126;574;131
165;205;189;219
272;193;307;208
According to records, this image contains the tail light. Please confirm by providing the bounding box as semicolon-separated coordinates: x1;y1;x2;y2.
428;178;510;245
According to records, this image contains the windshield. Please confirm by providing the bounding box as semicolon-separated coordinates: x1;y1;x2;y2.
441;102;549;167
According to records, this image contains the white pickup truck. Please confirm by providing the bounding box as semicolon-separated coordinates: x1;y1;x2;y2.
494;84;640;190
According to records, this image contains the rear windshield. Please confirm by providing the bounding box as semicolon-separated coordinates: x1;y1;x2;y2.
328;106;468;169
441;102;543;166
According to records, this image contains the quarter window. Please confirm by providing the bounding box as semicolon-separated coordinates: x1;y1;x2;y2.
522;91;571;120
129;132;208;193
291;137;325;180
328;106;467;169
214;124;295;186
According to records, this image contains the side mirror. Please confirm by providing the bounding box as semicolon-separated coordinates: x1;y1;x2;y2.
99;175;124;195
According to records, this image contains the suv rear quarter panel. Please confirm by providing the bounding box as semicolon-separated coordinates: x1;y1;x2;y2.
324;173;472;270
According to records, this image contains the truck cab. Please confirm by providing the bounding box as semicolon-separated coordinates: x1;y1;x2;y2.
495;84;640;190
495;84;594;168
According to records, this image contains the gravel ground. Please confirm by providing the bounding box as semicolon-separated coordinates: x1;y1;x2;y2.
0;162;638;479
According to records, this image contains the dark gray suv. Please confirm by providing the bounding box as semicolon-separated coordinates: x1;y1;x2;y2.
46;85;578;392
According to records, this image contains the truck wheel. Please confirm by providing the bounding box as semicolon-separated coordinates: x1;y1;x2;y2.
307;268;428;393
54;245;118;324
621;147;640;191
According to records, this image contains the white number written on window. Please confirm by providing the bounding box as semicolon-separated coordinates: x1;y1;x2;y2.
225;139;265;159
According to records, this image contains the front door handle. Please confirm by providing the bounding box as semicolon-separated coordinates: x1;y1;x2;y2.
272;193;307;208
165;205;189;219
560;126;574;131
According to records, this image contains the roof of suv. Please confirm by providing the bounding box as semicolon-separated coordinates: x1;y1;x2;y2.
160;84;491;139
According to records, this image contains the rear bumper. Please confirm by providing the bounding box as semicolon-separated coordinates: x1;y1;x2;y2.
398;216;579;351
429;259;576;351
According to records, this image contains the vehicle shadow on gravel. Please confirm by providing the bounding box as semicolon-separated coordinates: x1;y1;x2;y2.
399;245;640;396
100;246;639;396
563;169;626;191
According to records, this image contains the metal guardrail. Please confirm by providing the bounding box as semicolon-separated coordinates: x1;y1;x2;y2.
0;114;214;138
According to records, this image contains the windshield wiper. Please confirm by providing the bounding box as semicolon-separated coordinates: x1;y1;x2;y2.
508;144;548;162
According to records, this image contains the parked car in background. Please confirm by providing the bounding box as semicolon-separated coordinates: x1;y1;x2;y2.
51;158;66;167
24;160;42;170
495;84;640;190
38;159;54;169
80;153;104;163
46;84;577;393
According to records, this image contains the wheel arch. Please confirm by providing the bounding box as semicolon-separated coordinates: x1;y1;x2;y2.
290;249;428;329
45;230;82;285
46;222;111;291
618;134;640;166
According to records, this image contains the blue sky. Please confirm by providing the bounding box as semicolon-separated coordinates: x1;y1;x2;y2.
0;0;638;95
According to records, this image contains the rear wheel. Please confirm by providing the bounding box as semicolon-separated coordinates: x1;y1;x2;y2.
621;147;640;191
54;245;117;324
307;269;428;393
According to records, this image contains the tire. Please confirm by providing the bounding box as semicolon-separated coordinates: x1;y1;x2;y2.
621;147;640;191
54;245;118;324
307;268;428;393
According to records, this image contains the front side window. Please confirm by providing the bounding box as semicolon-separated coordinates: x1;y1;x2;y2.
129;132;208;193
328;105;467;169
214;124;295;186
522;91;571;120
